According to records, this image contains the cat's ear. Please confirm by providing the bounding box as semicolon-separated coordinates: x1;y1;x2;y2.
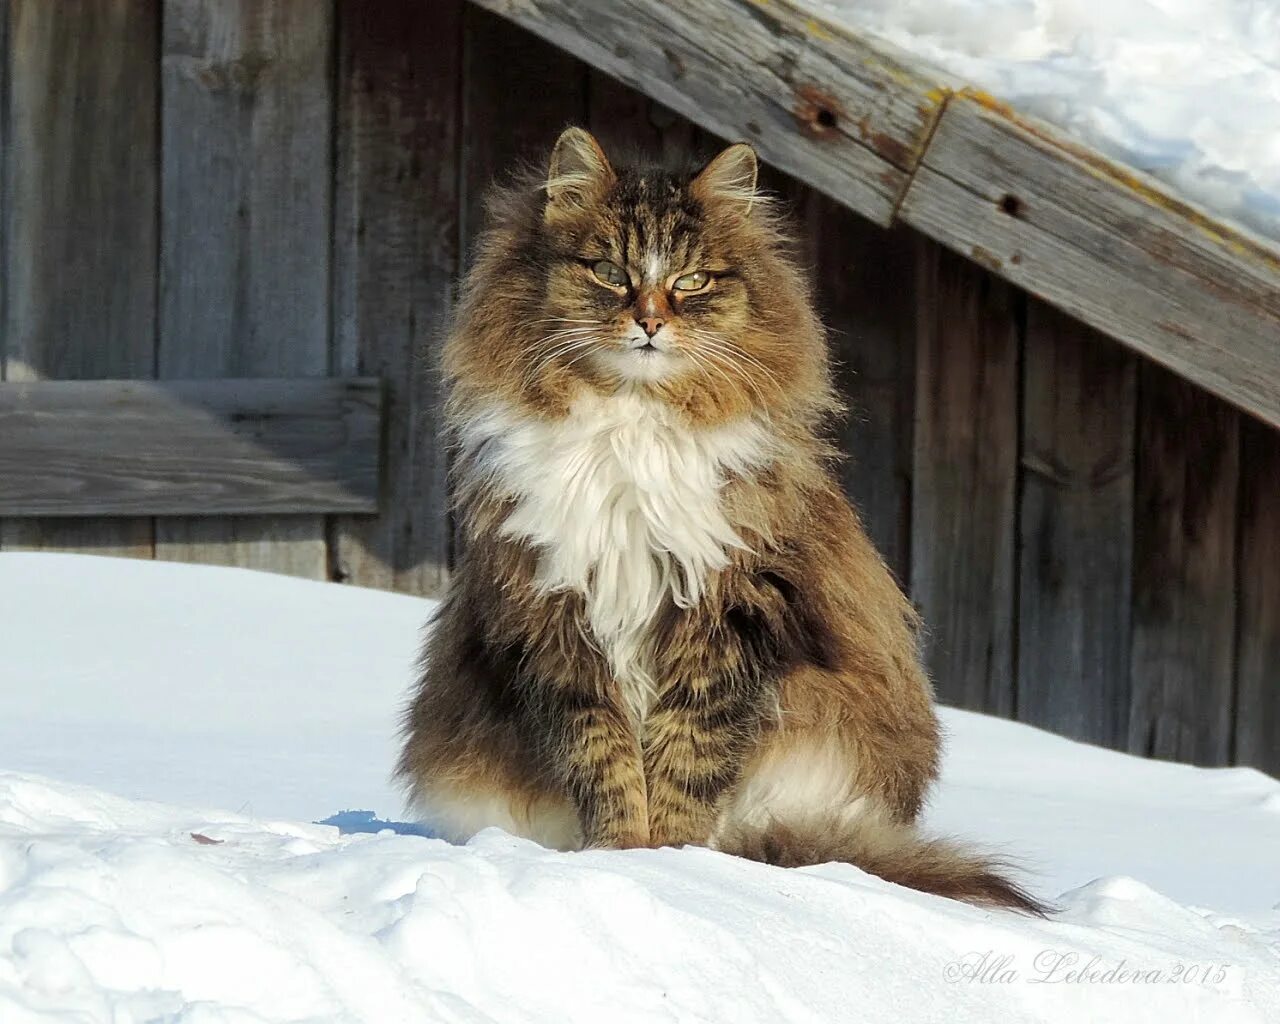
545;127;615;219
692;143;759;211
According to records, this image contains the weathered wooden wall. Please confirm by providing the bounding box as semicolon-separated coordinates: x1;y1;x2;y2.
1;0;1276;775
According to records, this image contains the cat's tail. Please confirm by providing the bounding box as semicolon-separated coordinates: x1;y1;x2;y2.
717;811;1049;915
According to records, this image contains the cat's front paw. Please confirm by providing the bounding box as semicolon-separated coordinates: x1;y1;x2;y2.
645;829;707;851
584;826;651;851
647;808;718;850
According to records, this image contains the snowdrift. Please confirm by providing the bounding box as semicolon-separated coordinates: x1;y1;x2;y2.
2;553;1278;1022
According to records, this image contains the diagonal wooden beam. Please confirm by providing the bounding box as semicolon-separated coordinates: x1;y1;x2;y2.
898;93;1280;430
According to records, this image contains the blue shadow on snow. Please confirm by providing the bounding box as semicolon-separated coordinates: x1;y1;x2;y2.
318;809;439;838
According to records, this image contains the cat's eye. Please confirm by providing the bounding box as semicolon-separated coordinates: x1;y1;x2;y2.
591;260;628;288
673;270;711;292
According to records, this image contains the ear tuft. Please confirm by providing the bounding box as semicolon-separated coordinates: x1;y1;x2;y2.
545;127;615;216
692;143;759;210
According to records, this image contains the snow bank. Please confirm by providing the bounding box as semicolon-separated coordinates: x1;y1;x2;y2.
3;553;1280;1022
0;552;426;823
2;772;1278;1023
816;0;1280;243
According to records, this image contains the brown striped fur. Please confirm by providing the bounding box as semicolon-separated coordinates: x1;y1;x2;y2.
397;128;1045;914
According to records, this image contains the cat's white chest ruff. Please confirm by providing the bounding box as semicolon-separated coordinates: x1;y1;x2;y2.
463;393;772;720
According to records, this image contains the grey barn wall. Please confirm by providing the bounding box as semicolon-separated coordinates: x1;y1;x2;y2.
1;0;1276;775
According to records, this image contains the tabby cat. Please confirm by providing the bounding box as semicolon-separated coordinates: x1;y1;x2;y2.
397;127;1042;913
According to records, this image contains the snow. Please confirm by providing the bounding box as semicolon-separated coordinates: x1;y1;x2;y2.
815;0;1280;243
0;552;424;823
3;552;1280;1022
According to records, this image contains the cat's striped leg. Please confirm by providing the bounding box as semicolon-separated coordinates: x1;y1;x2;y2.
546;689;650;849
643;675;766;848
640;655;778;849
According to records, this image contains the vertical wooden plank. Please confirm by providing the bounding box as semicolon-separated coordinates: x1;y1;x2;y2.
460;5;587;260
328;0;461;597
0;0;9;381
157;0;333;578
1128;365;1239;764
911;242;1020;714
805;202;917;582
1236;417;1280;776
1018;301;1136;748
1;0;157;557
586;69;699;163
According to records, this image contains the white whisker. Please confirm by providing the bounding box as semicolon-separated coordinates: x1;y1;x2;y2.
682;332;779;423
522;336;602;386
688;331;785;396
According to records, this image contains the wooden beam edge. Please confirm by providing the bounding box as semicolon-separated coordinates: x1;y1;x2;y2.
898;90;1280;428
950;89;1280;276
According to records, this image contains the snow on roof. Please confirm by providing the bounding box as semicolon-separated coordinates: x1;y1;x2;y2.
815;0;1280;242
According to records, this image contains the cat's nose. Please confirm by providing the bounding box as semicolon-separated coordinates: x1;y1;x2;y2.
636;315;664;337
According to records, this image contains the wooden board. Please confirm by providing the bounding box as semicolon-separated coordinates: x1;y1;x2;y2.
1234;417;1280;776
1017;301;1136;747
469;0;950;227
911;242;1020;714
0;0;9;378
1127;364;1239;764
1;0;157;557
461;5;587;249
899;94;1280;430
157;0;333;578
0;378;381;516
587;67;700;165
806;202;916;581
329;0;460;597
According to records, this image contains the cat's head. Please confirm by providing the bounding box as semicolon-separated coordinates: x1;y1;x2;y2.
447;127;832;426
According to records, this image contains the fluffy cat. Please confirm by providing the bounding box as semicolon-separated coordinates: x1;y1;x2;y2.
397;127;1043;913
